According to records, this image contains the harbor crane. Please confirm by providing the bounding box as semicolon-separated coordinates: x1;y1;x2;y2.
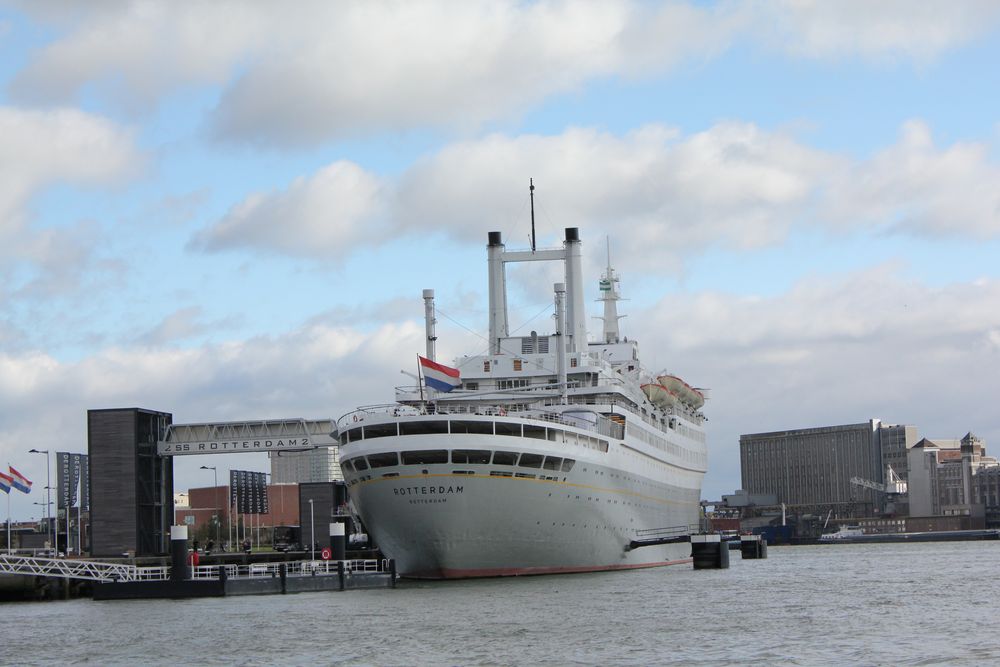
850;465;907;495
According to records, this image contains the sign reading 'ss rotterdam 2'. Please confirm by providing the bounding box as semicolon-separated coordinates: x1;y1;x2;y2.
159;437;313;455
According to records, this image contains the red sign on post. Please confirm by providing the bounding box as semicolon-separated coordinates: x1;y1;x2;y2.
320;547;332;560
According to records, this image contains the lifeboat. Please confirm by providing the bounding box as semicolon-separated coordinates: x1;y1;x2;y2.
657;374;705;410
641;383;679;409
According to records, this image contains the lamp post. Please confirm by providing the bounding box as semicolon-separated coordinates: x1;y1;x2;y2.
263;472;272;549
309;498;315;561
200;465;220;548
28;449;53;552
32;502;47;552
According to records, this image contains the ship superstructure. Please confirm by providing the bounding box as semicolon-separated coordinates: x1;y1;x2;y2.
336;226;707;578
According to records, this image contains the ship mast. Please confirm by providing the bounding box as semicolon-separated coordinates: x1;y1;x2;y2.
597;237;624;344
529;178;536;252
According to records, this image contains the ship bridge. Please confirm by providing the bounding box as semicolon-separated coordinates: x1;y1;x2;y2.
157;418;337;456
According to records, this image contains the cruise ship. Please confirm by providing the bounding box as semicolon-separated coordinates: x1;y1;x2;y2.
336;226;708;578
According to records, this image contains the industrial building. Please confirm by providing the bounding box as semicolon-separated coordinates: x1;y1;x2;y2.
739;419;910;517
908;433;1000;523
740;418;999;526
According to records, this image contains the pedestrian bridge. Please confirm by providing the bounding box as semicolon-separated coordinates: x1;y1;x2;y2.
0;554;389;583
0;554;164;582
157;418;337;456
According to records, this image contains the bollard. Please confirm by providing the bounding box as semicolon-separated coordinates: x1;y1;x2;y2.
170;525;190;581
279;563;287;594
330;521;346;561
691;534;729;569
389;558;397;588
740;534;768;559
337;560;345;591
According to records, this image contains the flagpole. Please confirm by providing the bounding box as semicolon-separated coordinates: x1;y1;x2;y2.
6;492;10;554
417;356;425;403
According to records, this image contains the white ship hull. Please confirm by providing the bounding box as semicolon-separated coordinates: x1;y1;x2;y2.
340;416;705;578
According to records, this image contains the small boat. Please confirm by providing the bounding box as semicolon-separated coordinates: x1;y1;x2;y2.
819;525;866;541
641;383;679;409
657;374;705;410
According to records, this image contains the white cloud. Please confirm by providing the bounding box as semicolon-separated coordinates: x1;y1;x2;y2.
0;106;141;305
8;1;268;113
190;161;385;258
9;1;733;143
826;120;1000;237
750;0;1000;62
0;106;140;234
13;2;996;145
197;120;1000;269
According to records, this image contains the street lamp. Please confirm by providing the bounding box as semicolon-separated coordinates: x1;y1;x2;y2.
309;498;315;561
28;449;53;552
200;465;220;547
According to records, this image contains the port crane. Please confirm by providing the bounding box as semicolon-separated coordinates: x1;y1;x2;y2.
850;465;907;495
850;466;907;515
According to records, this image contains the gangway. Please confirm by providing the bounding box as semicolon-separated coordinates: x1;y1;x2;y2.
0;554;391;583
626;523;702;550
0;554;167;583
157;417;337;456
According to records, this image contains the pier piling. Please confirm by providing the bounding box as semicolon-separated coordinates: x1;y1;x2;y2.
691;534;729;569
170;525;190;581
740;535;768;559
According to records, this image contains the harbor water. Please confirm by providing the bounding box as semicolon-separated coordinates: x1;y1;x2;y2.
4;541;999;666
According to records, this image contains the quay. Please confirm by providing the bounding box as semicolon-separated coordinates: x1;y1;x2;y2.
1;553;395;601
0;525;395;601
92;557;396;600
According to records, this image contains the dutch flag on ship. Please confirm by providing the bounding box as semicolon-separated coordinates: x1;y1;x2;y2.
8;466;32;494
419;355;462;393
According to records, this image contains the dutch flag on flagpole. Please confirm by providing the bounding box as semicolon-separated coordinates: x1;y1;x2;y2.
418;356;461;392
0;471;12;494
8;466;32;494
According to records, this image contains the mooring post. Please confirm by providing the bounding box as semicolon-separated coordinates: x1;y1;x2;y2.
691;533;729;569
741;534;768;559
330;521;346;561
279;562;287;594
170;525;190;581
337;560;345;591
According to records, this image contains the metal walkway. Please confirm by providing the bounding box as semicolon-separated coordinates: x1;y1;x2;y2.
0;554;390;583
158;417;337;456
0;554;166;582
626;523;702;550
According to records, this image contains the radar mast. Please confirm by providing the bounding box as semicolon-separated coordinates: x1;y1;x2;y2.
597;237;625;344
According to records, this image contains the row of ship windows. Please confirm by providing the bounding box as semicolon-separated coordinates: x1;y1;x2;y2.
342;450;576;473
625;422;705;463
339;420;609;453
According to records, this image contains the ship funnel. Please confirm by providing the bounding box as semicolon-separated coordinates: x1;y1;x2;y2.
487;231;508;354
563;228;586;352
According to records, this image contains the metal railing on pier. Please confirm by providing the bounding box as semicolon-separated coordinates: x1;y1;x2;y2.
190;558;391;580
0;554;168;583
0;554;391;583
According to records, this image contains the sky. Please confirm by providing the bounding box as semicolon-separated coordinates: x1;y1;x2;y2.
2;1;1000;521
